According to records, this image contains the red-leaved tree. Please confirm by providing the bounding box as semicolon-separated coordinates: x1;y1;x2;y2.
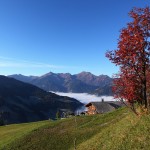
106;7;150;110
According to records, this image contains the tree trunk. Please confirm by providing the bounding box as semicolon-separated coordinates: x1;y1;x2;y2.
142;61;149;110
142;50;148;110
143;81;147;108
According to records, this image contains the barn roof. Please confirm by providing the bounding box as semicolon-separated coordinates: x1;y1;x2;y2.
85;101;124;113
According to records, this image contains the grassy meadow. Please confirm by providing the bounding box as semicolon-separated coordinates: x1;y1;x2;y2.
0;107;150;150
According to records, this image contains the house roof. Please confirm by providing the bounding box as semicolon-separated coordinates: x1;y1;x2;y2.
85;101;124;113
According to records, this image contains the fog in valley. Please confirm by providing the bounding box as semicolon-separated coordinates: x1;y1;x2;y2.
54;92;117;104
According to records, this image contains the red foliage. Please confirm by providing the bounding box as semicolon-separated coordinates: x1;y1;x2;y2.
106;7;150;108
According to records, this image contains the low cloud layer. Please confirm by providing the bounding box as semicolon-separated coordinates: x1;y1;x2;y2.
54;92;117;104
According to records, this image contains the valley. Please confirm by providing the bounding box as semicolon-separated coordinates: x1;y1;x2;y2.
0;76;83;124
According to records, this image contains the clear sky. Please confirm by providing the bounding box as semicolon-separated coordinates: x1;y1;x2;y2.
0;0;149;77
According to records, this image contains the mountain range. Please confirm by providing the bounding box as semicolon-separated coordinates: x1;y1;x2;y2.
9;71;113;96
0;75;83;124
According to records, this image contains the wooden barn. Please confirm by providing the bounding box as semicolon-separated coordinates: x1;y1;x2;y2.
85;101;124;115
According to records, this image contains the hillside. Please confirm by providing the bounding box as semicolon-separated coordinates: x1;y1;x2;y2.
0;76;83;124
1;107;150;150
9;71;113;95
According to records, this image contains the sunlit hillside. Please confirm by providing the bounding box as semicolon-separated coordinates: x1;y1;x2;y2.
1;108;150;150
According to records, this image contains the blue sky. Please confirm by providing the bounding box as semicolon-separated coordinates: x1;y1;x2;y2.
0;0;149;76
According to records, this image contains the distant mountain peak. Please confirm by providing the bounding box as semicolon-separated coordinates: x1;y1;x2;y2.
99;74;110;77
40;72;55;77
8;71;113;95
10;74;24;77
78;71;93;75
77;71;96;78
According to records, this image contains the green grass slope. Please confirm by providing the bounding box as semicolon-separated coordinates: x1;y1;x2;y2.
0;121;50;149
0;107;150;150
